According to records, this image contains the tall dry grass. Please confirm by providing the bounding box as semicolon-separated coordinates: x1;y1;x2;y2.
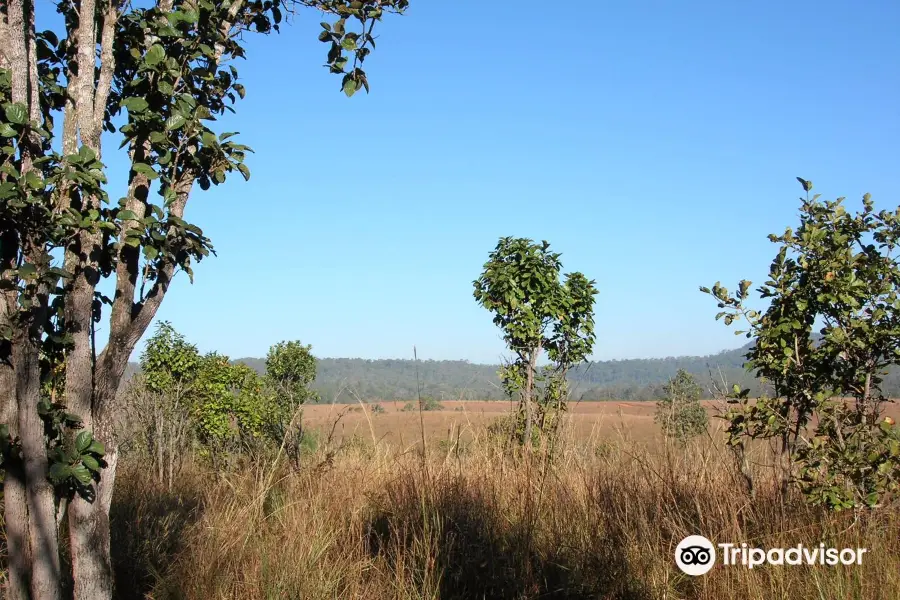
105;417;899;599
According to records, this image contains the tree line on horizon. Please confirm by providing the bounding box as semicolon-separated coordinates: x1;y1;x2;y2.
119;343;900;402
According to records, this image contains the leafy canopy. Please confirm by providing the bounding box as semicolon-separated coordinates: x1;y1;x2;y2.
703;179;900;509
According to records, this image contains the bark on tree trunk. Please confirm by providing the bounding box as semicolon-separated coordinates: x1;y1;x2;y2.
68;448;118;600
15;329;63;600
66;347;132;600
1;345;31;600
7;0;63;595
2;223;30;600
2;464;31;600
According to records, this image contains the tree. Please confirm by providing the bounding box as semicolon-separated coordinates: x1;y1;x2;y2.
264;340;319;466
126;321;200;489
702;179;900;509
654;369;707;445
473;237;598;449
0;1;409;597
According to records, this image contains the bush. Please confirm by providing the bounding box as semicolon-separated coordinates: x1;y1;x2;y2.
654;369;708;445
401;397;444;412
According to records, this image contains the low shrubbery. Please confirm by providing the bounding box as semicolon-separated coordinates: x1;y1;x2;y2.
400;397;445;412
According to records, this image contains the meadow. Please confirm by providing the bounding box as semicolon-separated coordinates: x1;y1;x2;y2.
107;401;900;600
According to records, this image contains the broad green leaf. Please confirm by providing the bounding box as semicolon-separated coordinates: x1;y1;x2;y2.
165;114;186;131
75;431;93;453
71;465;93;485
145;44;166;67
342;77;358;97
4;103;27;125
122;97;149;112
132;163;158;179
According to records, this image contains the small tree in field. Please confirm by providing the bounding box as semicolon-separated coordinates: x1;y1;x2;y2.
473;237;597;449
264;340;318;466
130;321;200;488
703;178;900;510
0;2;409;595
655;369;707;445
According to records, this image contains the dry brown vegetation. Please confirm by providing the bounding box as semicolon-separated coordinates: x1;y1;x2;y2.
101;402;900;599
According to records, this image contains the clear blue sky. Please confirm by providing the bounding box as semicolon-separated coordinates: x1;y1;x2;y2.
106;0;899;364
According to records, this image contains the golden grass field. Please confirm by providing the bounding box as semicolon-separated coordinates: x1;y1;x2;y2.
301;399;900;449
100;398;900;599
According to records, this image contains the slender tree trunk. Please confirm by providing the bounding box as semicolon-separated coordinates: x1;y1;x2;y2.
1;322;31;600
1;199;30;599
67;348;133;600
523;348;538;449
68;448;117;600
15;324;63;600
2;463;31;600
7;0;64;596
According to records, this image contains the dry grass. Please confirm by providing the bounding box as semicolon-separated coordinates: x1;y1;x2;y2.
106;406;900;600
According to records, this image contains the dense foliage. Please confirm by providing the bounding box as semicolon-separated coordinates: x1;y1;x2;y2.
704;179;900;509
654;369;708;445
473;237;598;446
127;322;320;479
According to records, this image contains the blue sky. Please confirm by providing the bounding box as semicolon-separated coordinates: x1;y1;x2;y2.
101;0;899;363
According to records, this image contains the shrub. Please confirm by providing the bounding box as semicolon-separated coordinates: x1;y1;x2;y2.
654;370;708;445
401;397;444;412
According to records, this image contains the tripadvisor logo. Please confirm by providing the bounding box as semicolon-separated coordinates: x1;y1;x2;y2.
675;535;868;576
675;535;716;576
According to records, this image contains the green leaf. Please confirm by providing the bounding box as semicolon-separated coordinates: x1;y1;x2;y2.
87;440;105;456
17;263;37;279
165;114;187;131
81;455;100;472
236;163;250;181
132;163;158;179
342;77;358;98
122;97;149;112
48;463;72;484
75;431;93;453
4;103;27;125
0;123;16;137
71;465;93;485
145;44;166;67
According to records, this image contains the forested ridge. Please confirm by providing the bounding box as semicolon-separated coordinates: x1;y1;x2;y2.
124;342;900;401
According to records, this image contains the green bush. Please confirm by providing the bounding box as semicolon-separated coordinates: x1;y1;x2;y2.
401;397;444;412
654;369;708;445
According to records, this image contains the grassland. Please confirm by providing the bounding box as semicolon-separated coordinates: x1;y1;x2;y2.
103;400;900;599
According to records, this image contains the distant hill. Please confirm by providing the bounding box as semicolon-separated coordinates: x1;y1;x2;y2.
122;342;900;402
231;343;766;402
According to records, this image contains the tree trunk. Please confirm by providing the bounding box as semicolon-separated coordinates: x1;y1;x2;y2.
1;333;31;600
68;448;117;600
15;328;63;600
2;211;30;599
3;463;31;600
523;347;538;449
64;259;106;599
7;0;63;595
